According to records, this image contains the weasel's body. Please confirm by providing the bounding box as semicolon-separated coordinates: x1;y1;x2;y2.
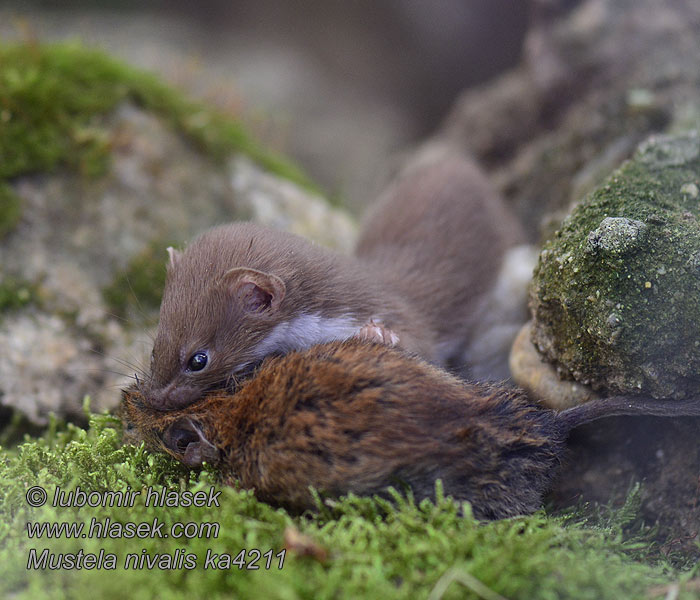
121;340;700;519
147;223;434;409
356;148;528;375
145;148;527;409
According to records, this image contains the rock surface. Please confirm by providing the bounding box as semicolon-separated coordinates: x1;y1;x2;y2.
509;321;600;410
434;0;700;544
0;2;527;213
0;102;355;426
439;0;700;240
530;132;700;399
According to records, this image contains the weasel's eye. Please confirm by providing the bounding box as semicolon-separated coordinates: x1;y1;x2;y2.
187;351;208;372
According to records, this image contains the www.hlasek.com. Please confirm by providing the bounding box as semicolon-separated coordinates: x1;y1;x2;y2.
24;485;286;571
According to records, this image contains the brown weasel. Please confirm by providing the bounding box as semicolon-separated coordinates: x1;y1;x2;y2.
144;148;527;410
121;339;700;520
147;222;434;410
356;145;531;379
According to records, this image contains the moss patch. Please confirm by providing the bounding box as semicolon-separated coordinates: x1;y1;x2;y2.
530;132;700;398
0;40;318;189
102;241;171;322
0;274;37;313
0;40;321;324
0;409;696;599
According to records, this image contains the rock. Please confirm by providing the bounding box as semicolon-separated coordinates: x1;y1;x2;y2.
448;0;700;545
230;156;356;253
1;101;356;427
530;131;700;400
509;321;600;410
637;132;700;169
438;0;700;239
585;217;647;256
0;312;108;425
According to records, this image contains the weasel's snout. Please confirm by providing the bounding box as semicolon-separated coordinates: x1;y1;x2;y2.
147;383;203;410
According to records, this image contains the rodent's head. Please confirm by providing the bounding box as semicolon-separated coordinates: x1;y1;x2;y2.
145;237;288;410
119;386;221;466
161;417;221;467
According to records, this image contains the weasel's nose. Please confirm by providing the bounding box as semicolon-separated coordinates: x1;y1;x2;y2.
149;383;201;410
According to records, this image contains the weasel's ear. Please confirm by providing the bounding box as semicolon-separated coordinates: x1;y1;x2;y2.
166;246;182;270
221;267;286;314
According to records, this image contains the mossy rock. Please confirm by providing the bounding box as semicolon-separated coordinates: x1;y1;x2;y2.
101;239;171;322
530;131;700;399
0;41;316;189
0;274;37;313
0;183;22;239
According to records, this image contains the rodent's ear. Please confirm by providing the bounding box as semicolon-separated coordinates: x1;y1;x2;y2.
162;418;220;467
166;246;182;270
221;267;286;315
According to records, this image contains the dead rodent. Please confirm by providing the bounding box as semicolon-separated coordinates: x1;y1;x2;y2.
145;148;528;411
120;339;700;519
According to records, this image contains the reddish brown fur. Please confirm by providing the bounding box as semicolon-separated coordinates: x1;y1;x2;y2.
122;340;700;519
122;339;564;519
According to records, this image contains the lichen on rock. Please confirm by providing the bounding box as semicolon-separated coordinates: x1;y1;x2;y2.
585;217;648;256
530;131;700;399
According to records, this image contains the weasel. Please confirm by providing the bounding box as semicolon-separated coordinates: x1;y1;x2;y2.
121;339;700;519
355;144;530;378
144;147;527;409
147;222;435;409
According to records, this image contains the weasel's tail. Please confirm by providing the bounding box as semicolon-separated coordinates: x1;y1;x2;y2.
557;395;700;434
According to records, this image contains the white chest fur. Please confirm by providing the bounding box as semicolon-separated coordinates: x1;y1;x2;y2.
237;313;361;372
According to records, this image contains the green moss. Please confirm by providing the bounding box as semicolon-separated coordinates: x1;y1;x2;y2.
0;274;38;312
531;132;700;397
102;241;170;321
1;410;694;599
0;183;22;238
0;41;318;191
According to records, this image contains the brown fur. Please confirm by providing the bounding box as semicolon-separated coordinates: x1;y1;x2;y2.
355;148;526;366
122;339;565;519
122;340;700;519
146;150;527;410
147;223;434;409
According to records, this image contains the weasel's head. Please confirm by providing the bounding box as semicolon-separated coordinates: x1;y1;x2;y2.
145;247;287;410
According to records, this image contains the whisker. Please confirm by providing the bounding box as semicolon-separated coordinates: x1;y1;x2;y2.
86;348;149;377
124;274;162;326
101;381;139;391
64;367;137;380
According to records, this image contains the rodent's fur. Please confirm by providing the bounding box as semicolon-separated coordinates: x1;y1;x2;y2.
120;339;700;519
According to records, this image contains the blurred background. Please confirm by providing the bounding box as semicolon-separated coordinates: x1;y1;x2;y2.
0;0;533;211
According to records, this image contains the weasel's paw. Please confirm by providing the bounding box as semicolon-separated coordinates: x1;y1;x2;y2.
356;320;400;346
